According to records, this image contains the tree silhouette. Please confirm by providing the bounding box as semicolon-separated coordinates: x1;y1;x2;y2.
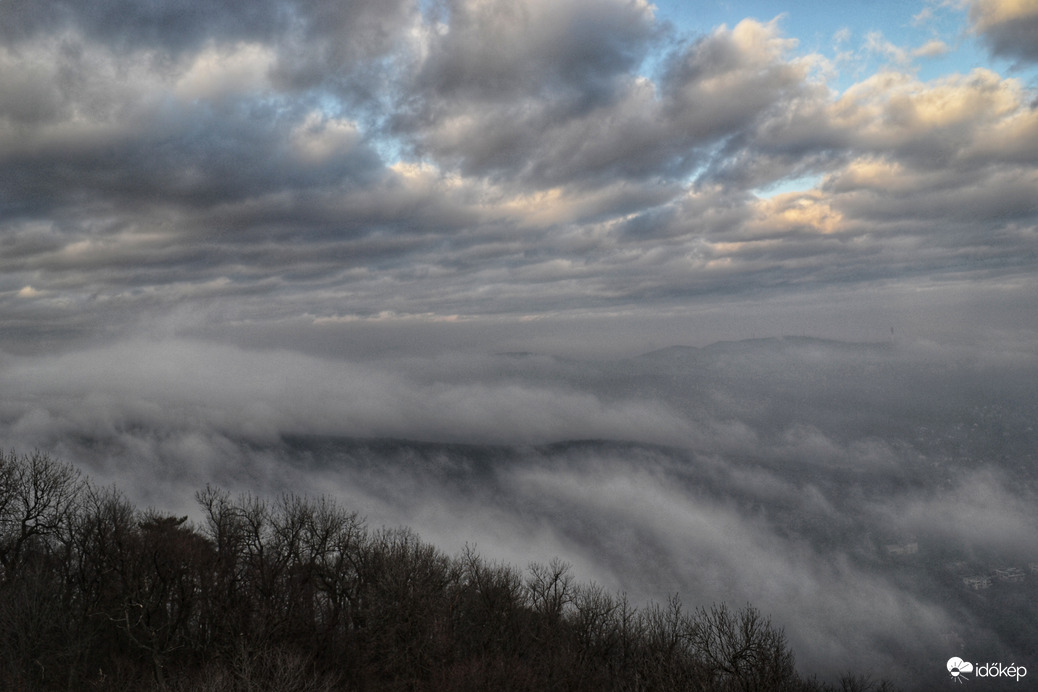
0;450;895;691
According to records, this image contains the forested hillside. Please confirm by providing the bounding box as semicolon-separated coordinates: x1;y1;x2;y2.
0;450;894;691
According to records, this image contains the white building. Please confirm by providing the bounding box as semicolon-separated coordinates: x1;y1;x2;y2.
883;541;918;556
962;575;991;590
994;567;1025;583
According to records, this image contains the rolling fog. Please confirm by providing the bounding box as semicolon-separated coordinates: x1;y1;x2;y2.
2;334;1036;687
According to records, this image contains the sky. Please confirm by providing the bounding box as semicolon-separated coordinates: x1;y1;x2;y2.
1;0;1036;358
2;1;1038;686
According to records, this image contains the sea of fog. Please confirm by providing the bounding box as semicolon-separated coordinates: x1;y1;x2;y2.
3;336;1036;689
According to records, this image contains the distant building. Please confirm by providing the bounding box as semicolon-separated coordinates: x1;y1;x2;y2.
884;541;918;556
993;567;1025;583
962;575;991;590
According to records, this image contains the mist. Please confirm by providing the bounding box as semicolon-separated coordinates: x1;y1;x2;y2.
3;333;1036;687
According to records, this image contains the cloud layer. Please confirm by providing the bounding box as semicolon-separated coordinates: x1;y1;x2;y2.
2;336;1036;687
1;0;1036;354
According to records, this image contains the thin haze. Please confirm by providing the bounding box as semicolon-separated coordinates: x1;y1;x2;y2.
2;0;1038;689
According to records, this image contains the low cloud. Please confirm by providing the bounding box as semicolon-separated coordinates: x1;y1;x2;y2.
0;337;693;452
2;336;1036;686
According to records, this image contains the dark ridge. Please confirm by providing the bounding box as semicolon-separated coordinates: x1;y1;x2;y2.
638;336;895;360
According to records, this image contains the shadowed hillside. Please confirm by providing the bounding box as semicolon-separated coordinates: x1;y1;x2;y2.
0;450;895;691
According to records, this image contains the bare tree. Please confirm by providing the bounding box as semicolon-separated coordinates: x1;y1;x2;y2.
638;593;698;690
352;526;460;689
0;450;85;689
526;558;573;623
0;452;898;691
688;602;798;691
0;450;83;580
59;483;137;687
568;582;619;688
110;512;213;687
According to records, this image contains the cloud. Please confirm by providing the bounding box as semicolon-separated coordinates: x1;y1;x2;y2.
513;460;958;679
886;469;1038;555
0;0;1034;354
4;335;1034;686
0;0;417;77
173;41;277;101
0;337;695;452
397;15;815;188
413;0;656;102
736;65;1038;180
0;36;387;227
967;0;1038;62
912;38;950;58
861;34;946;64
